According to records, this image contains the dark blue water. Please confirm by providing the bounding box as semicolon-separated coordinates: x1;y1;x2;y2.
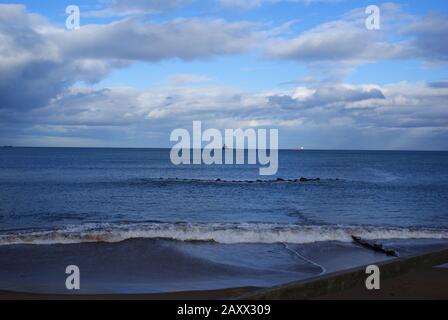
0;148;448;245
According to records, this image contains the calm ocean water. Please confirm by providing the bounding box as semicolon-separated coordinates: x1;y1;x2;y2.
1;147;448;293
0;148;448;245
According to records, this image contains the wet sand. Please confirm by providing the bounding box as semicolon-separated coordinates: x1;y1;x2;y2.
1;239;448;300
0;286;258;300
0;239;323;294
2;267;447;300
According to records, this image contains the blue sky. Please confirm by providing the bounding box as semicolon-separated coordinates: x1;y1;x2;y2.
0;0;447;149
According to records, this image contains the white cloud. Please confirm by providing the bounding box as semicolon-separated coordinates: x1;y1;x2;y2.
85;0;190;17
168;74;211;85
266;19;407;63
265;4;448;66
219;0;342;10
50;18;259;62
3;80;446;149
265;3;413;64
1;3;448;149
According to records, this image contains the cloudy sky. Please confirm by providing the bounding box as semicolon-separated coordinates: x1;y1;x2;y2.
0;0;447;149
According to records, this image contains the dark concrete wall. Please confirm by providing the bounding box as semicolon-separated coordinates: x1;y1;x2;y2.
242;248;448;300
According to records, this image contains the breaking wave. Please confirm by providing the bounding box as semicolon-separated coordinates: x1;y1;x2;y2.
0;222;447;246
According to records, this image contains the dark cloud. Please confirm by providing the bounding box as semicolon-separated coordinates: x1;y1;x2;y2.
404;14;448;62
0;5;117;110
0;5;259;111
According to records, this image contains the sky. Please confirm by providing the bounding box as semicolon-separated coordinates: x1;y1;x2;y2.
0;0;447;150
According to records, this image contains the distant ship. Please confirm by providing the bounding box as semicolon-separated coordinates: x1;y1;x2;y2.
298;147;305;151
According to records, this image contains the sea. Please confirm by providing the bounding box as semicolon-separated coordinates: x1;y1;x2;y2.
0;148;447;294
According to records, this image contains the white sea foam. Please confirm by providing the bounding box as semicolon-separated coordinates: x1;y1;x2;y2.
0;223;447;246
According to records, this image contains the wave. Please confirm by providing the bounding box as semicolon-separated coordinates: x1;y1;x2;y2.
0;222;447;246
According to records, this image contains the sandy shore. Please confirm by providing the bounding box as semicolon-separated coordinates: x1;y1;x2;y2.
316;267;448;300
0;286;258;300
1;267;447;300
1;239;448;300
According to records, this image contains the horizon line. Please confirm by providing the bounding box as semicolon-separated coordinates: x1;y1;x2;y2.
2;146;448;152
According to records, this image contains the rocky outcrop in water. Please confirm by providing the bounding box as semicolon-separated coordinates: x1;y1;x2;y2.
299;177;321;182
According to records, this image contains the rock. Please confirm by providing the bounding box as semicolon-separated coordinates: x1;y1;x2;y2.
300;177;321;182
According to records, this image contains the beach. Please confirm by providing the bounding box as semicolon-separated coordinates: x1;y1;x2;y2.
317;267;448;300
0;238;447;299
1;245;447;300
2;268;448;300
